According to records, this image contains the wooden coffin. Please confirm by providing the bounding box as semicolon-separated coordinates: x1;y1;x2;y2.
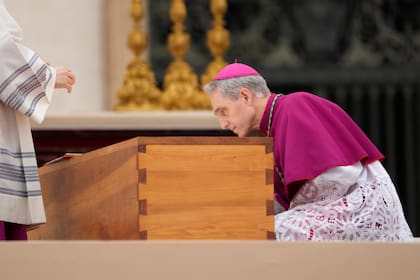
28;137;274;240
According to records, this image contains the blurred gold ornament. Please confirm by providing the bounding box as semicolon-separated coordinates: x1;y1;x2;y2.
201;0;230;86
161;0;211;110
115;0;162;111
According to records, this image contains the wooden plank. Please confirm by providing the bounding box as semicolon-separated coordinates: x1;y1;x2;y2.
136;136;273;148
139;209;272;239
138;145;273;171
137;143;274;239
28;138;139;240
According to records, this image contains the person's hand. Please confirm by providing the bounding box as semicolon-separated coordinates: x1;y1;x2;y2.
53;66;76;93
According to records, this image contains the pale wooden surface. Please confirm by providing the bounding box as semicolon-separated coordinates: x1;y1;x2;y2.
1;241;419;280
29;137;273;240
28;138;140;240
138;145;273;239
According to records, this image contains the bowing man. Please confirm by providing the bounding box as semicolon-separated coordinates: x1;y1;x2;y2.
203;62;413;241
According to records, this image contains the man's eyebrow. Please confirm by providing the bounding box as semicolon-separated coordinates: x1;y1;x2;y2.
213;107;227;115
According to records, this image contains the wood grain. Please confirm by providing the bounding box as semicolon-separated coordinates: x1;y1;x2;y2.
28;137;274;240
28;138;139;240
138;143;274;239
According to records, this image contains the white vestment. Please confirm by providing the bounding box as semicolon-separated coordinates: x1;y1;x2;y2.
0;1;56;225
275;161;413;241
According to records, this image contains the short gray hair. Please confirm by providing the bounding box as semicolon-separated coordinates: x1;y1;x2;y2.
203;75;271;100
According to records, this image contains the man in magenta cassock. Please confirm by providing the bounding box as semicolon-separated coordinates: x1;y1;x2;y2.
204;62;413;241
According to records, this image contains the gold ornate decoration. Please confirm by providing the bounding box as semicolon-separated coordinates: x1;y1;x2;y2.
114;0;162;111
201;0;230;86
160;0;211;110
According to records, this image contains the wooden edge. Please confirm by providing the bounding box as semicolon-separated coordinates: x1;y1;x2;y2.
139;199;147;215
26;223;43;231
266;200;275;216
265;169;274;185
265;141;273;154
138;169;147;184
39;137;139;175
136;136;272;146
266;231;276;240
138;144;146;153
139;231;148;240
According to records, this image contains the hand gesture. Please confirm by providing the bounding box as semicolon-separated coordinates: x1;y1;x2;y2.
54;66;76;93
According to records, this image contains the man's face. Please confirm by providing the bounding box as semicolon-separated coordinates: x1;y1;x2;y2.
210;88;256;137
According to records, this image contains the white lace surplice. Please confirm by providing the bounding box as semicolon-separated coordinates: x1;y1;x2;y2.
275;161;413;241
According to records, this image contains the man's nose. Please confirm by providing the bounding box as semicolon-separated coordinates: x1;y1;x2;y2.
219;119;230;129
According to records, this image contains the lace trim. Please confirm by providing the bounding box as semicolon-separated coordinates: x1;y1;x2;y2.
275;175;413;241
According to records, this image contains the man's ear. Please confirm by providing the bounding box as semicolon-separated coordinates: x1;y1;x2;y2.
239;88;253;104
